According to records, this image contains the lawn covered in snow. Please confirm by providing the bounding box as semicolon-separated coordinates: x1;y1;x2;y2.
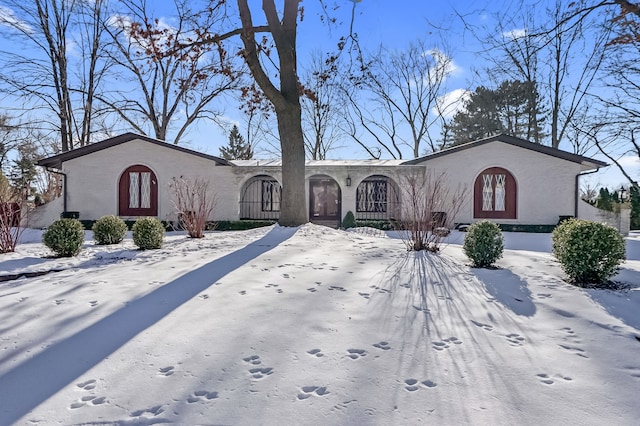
0;225;639;425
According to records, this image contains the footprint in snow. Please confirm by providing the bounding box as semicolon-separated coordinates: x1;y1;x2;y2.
505;333;526;347
346;348;367;359
158;366;175;377
297;386;330;400
186;390;219;403
242;355;262;365
76;379;96;391
131;405;164;418
470;320;493;332
536;373;572;385
372;341;391;351
307;348;325;358
432;337;462;351
404;378;437;392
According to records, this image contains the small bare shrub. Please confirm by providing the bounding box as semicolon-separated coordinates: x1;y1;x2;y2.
0;175;30;253
398;170;468;252
169;176;217;238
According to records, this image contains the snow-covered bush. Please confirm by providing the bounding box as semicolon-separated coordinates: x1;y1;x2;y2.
342;211;356;229
92;215;127;245
463;220;504;267
132;217;165;250
43;218;85;257
552;218;625;286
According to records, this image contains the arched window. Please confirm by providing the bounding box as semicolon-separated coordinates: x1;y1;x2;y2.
239;175;281;220
118;165;158;216
355;175;400;220
474;167;516;219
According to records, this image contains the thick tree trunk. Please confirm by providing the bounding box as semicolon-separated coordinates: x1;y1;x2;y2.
276;103;307;226
237;0;307;226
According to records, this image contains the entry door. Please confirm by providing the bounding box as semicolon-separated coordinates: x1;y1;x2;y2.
309;179;341;221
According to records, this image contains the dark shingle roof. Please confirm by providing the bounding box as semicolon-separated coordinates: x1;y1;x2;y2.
402;134;608;168
36;132;231;169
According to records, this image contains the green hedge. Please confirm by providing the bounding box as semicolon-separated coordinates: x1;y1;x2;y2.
463;220;504;267
552;218;625;286
43;218;85;257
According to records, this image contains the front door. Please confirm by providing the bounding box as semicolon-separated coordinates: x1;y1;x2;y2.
309;179;341;225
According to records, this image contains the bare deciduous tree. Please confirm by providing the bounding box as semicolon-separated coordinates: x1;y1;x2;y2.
398;170;468;252
235;0;308;225
101;0;237;144
466;1;611;150
301;51;346;160
0;0;109;152
345;40;455;159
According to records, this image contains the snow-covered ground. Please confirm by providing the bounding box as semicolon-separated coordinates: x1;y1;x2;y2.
0;225;639;425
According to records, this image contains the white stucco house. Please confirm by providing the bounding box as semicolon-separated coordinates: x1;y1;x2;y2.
34;132;609;230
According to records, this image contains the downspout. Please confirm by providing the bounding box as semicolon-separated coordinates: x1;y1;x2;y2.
575;167;600;218
46;167;68;213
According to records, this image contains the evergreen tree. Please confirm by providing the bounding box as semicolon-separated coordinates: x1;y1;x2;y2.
219;125;253;160
629;185;640;230
595;187;615;211
445;80;545;146
8;156;36;201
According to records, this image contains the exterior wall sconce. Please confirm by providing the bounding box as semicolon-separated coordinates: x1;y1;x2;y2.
346;175;352;187
618;185;627;202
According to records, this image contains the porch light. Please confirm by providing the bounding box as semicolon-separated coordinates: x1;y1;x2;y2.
346;175;352;186
618;185;627;202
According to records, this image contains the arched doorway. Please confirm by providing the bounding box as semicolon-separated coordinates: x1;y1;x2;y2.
309;176;341;227
118;165;158;216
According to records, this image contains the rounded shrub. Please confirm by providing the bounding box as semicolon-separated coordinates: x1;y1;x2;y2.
463;220;504;267
43;218;85;257
92;215;128;245
552;218;625;286
132;217;165;250
342;211;357;229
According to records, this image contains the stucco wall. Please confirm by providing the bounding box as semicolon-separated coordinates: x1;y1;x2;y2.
578;200;631;235
61;139;241;222
30;196;64;228
49;137;594;227
416;141;585;225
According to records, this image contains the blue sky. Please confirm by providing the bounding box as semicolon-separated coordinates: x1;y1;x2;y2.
1;0;638;189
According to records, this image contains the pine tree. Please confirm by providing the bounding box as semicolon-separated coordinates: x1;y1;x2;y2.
219;125;253;160
444;80;546;146
8;156;36;201
629;185;640;230
595;188;615;211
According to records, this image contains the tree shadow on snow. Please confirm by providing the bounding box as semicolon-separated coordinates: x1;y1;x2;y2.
0;226;297;425
471;267;536;317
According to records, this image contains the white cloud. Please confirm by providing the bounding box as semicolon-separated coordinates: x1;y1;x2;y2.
423;48;460;79
0;6;33;33
434;88;471;119
503;28;527;40
617;155;640;167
